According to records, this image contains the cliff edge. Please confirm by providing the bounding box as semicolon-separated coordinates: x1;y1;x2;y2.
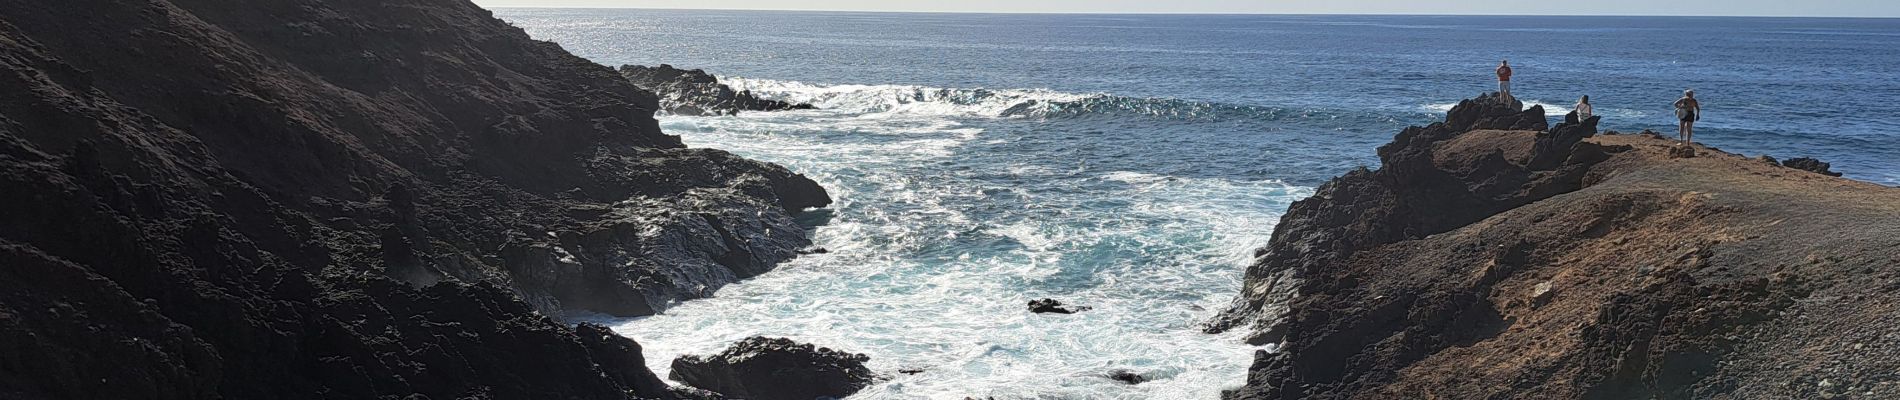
0;0;826;398
1214;94;1900;399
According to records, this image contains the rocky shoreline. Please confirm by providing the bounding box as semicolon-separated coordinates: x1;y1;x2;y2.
0;0;828;398
1214;93;1900;399
5;1;1895;398
618;64;816;116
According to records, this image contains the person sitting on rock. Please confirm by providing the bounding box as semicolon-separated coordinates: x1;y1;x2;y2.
1575;95;1593;120
1674;89;1701;145
1496;60;1514;103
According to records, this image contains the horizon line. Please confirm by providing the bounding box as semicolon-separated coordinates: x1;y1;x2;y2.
478;6;1900;19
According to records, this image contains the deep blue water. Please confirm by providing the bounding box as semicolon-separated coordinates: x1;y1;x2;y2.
497;9;1900;399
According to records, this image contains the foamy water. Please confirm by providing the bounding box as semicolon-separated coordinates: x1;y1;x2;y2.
582;81;1308;399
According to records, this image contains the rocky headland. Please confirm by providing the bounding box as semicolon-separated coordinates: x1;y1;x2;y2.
1212;93;1900;399
618;64;816;116
0;0;828;398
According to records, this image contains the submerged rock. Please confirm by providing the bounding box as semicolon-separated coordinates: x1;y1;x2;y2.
670;337;876;400
619;64;817;116
1107;370;1151;385
1028;298;1092;314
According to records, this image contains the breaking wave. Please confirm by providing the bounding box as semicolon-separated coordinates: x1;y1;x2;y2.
723;77;1296;121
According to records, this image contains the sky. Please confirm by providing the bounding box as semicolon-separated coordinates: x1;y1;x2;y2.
469;0;1900;18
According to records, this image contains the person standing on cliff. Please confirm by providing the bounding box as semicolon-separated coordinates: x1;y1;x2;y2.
1674;89;1701;145
1496;60;1514;103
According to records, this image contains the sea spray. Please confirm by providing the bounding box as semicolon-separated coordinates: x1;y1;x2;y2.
597;81;1318;398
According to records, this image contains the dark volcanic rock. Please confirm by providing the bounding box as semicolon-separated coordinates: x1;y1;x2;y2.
1028;298;1092;314
619;64;817;116
0;0;828;398
1780;157;1844;177
1106;370;1151;385
670;337;877;400
1206;92;1602;340
1445;92;1547;132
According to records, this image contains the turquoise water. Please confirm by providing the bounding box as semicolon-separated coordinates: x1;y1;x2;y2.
501;9;1900;399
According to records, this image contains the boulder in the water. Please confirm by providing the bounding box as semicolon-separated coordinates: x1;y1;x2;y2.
1106;370;1150;385
1027;298;1091;314
669;336;876;400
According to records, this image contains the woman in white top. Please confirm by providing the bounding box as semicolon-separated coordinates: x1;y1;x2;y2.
1575;95;1593;120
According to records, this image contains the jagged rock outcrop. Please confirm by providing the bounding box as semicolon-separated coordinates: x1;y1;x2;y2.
670;337;877;400
1206;92;1600;342
1215;93;1900;399
618;64;816;116
0;0;827;398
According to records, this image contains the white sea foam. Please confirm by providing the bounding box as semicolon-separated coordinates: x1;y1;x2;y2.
601;94;1308;398
723;77;1101;118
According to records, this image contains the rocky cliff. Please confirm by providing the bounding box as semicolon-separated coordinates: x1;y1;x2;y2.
1215;94;1900;398
0;0;827;398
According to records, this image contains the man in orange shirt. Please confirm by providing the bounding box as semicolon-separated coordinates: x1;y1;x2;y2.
1496;60;1514;103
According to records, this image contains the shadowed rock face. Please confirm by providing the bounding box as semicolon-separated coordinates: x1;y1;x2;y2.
670;337;877;400
1214;93;1900;399
619;64;817;116
0;0;826;398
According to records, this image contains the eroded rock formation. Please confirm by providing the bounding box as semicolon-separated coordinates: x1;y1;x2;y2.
1214;93;1900;399
670;336;877;400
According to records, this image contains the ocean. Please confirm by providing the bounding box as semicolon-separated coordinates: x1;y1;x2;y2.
496;9;1900;399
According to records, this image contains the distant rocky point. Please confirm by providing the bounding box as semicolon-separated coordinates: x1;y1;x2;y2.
619;64;817;116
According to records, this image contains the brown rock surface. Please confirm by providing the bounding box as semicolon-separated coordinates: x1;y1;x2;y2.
1218;95;1900;399
0;0;825;398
